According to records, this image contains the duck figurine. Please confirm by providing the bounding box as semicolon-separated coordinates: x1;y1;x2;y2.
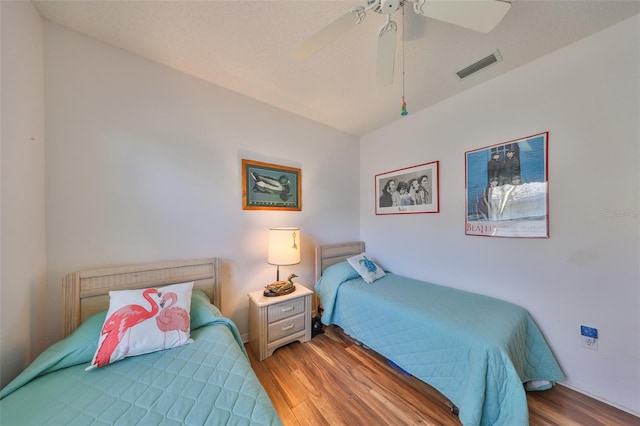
251;172;291;201
264;273;297;297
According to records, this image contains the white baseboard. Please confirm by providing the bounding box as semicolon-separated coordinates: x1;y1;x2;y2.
557;382;640;418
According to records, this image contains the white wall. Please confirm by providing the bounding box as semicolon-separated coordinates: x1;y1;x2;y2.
2;3;637;415
360;16;640;415
0;1;47;388
41;22;359;356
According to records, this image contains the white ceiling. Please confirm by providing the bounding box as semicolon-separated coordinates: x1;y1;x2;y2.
33;0;639;136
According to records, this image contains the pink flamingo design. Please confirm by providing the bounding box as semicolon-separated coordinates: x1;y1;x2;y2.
156;292;190;348
93;288;161;367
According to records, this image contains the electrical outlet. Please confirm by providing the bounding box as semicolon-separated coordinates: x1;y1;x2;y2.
582;336;598;350
581;325;598;351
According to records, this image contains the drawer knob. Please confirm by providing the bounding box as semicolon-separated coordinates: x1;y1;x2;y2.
281;306;294;312
282;324;294;331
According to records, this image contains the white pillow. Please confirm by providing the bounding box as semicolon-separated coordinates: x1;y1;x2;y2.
87;281;194;370
347;253;386;283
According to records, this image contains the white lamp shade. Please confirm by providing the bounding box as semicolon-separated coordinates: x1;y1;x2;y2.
268;228;301;266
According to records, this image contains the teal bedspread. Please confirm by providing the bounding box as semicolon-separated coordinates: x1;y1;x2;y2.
316;262;564;426
0;291;282;426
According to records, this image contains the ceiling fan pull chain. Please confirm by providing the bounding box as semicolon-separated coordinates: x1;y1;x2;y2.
401;4;408;116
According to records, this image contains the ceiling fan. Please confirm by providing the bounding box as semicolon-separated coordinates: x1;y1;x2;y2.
293;0;511;86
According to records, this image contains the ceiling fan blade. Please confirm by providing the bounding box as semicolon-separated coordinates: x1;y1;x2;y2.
413;0;511;33
293;6;366;60
376;20;397;86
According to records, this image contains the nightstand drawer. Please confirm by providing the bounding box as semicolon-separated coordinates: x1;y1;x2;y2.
268;313;305;343
267;297;305;323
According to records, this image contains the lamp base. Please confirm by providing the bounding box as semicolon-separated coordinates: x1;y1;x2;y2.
263;281;296;297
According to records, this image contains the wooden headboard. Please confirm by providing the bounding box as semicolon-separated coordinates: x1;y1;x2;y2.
315;241;365;282
62;257;221;337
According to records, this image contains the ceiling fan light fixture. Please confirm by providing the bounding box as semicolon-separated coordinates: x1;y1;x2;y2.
378;0;403;15
456;49;503;79
295;1;511;82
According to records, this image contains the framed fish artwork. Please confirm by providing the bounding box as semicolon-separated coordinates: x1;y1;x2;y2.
242;159;302;211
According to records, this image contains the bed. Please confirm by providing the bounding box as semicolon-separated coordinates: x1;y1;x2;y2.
0;258;282;426
315;242;565;426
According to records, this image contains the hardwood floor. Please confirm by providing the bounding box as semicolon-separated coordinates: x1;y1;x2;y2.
248;325;639;426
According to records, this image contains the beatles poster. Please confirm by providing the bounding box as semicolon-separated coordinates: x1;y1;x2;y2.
375;161;439;215
465;132;549;238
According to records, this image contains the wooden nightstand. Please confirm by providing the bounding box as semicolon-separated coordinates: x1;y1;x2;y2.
248;284;313;361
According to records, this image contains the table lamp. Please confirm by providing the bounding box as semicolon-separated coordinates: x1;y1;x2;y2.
265;227;300;296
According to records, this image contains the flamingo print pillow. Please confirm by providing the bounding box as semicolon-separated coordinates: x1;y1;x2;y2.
87;281;194;370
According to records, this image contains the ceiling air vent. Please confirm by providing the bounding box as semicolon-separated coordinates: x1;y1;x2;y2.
456;49;503;79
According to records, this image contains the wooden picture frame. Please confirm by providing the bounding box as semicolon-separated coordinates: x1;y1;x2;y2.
465;132;549;238
375;161;440;215
242;159;301;211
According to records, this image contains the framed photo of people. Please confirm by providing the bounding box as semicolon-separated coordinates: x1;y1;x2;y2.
375;161;439;215
465;132;549;238
242;159;301;211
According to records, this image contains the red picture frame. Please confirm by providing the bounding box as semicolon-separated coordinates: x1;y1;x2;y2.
375;161;440;215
